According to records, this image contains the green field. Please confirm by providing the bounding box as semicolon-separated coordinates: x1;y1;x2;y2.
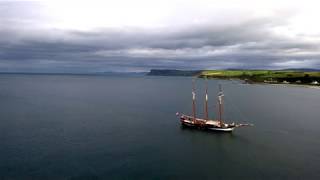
199;70;320;84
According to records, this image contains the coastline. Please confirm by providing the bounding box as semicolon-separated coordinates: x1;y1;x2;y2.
199;77;320;89
259;82;320;89
234;79;320;89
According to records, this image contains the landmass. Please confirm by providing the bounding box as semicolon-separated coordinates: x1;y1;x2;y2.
147;69;201;76
147;69;320;86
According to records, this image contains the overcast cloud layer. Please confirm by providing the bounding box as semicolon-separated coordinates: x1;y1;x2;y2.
1;0;320;72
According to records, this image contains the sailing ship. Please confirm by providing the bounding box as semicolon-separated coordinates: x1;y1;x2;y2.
176;80;253;132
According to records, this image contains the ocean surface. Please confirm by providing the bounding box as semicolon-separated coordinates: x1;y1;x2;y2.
1;74;320;180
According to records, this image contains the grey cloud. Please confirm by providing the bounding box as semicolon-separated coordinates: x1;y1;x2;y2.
0;1;320;72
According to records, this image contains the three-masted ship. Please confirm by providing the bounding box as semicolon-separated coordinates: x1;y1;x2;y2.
176;80;253;132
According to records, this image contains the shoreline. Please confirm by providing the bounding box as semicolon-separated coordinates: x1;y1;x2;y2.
241;80;320;89
203;77;320;89
258;83;320;89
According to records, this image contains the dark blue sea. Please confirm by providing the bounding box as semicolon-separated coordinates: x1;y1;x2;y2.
1;74;320;179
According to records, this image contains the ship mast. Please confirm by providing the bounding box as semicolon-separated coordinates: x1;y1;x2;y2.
218;84;224;126
192;79;196;123
204;79;209;121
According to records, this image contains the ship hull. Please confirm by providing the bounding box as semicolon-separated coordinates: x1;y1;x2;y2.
207;127;234;132
181;121;195;127
180;118;235;132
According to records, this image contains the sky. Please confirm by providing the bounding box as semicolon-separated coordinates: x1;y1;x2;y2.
1;0;320;72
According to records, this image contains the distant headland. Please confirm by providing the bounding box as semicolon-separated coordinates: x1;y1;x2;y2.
147;69;320;86
147;69;201;76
